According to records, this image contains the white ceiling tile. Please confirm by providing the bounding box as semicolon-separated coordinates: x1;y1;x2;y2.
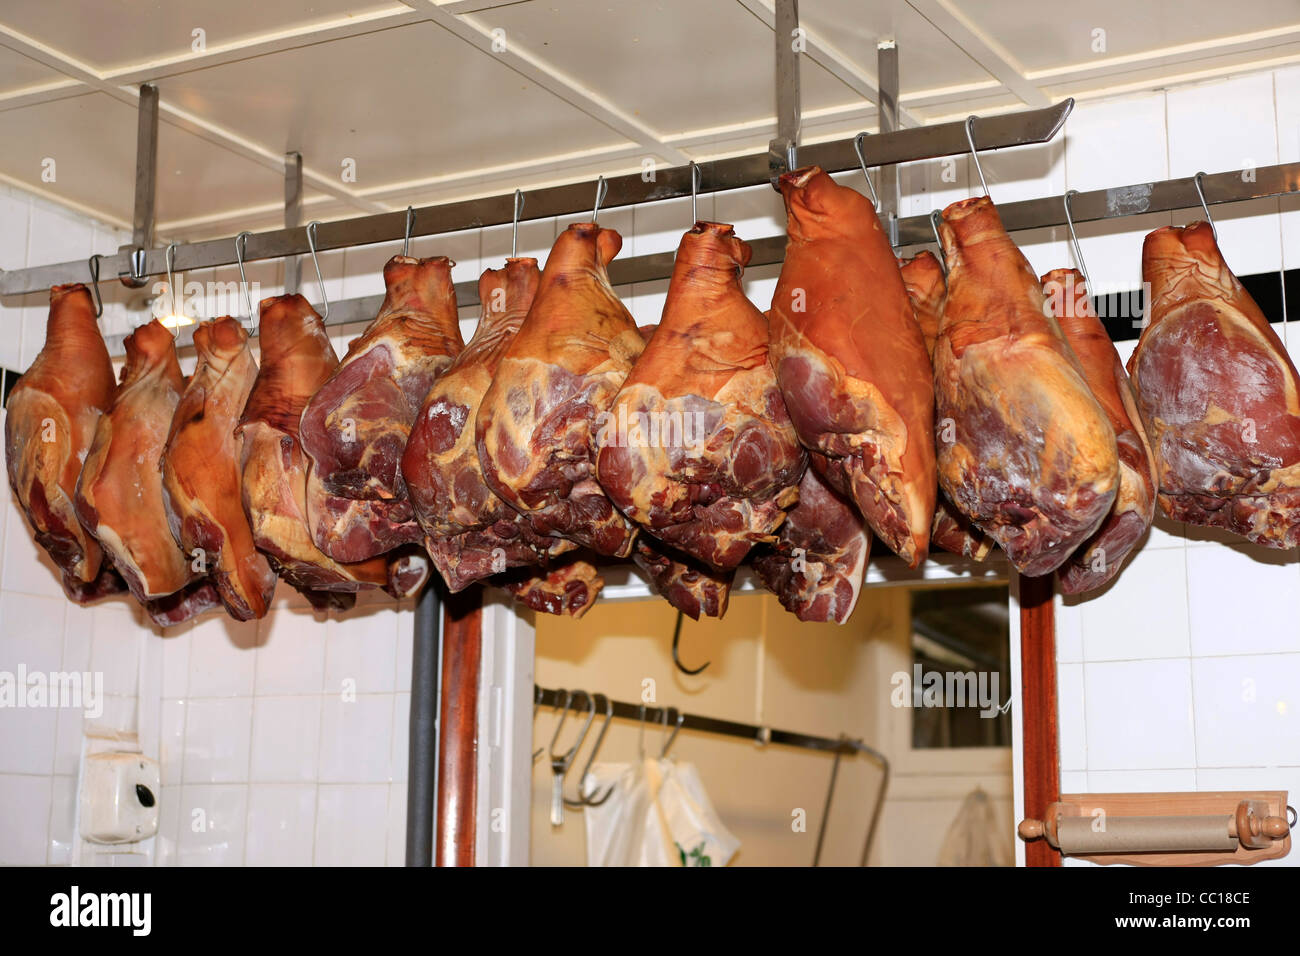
0;44;66;92
953;0;1300;74
0;0;405;73
488;0;860;137
798;0;992;93
152;20;630;194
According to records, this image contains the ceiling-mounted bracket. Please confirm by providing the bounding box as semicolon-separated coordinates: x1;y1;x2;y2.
117;83;159;289
283;151;304;295
876;40;901;248
767;0;802;185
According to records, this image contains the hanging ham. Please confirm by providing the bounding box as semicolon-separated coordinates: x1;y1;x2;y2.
497;557;604;619
1128;221;1300;548
1043;269;1156;592
933;197;1118;576
631;538;732;620
753;467;868;624
238;294;397;604
476;223;642;558
402;257;571;591
300;256;462;561
899;250;993;562
162;317;276;620
769;166;935;567
597;222;805;570
74;319;196;603
4;284;124;602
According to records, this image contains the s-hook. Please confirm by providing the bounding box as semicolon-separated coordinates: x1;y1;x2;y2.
689;162;701;224
548;690;595;826
965;115;989;198
591;176;608;224
671;608;709;675
305;220;329;321
1063;189;1092;289
1193;171;1218;242
930;210;947;274
402;206;415;257
86;254;103;319
164;242;181;337
563;692;616;809
852;132;881;211
660;706;683;759
234;231;254;326
512;189;525;258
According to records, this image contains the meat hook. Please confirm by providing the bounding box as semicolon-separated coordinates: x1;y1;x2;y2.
305;220;329;321
234;231;254;326
852;132;880;211
965;114;989;198
671;608;710;675
1193;171;1218;241
402;206;415;257
929;210;947;274
689;162;701;224
86;254;103;319
591;176;608;224
163;242;182;337
512;189;525;257
660;706;684;758
1062;189;1092;289
532;688;567;764
563;692;616;808
548;690;596;826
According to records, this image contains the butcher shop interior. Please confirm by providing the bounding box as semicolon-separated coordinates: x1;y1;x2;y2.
2;0;1300;876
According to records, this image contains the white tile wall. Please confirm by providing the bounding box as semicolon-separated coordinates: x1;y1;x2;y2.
6;65;1300;868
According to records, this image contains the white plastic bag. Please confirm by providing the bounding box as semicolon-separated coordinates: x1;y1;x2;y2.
582;758;740;867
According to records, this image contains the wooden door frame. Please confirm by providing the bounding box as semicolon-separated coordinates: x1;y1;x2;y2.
1017;573;1061;867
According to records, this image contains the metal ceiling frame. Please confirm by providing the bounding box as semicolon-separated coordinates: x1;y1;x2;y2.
0;1;1297;239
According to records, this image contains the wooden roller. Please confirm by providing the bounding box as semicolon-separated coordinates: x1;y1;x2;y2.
1019;791;1292;866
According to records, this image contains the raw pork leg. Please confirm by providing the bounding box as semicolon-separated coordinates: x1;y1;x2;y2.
899;250;993;562
597;222;805;570
75;319;195;602
1043;269;1156;592
753;466;869;624
476;223;643;558
402;258;569;591
238;294;392;602
300;256;463;501
299;257;460;564
769;167;935;567
933;198;1118;576
1128;221;1300;548
4;284;118;600
162;318;277;620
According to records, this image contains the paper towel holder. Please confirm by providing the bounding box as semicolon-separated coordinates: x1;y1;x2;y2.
1018;790;1293;866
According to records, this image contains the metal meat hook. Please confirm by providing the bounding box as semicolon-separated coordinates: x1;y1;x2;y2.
671;609;710;675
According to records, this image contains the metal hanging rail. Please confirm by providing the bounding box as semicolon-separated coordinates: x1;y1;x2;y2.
0;100;1074;299
534;684;890;866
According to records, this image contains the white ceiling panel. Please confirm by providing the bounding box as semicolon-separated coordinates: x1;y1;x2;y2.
153;20;631;195
487;0;860;138
954;0;1300;74
0;43;66;92
0;90;288;231
0;0;406;73
798;0;990;94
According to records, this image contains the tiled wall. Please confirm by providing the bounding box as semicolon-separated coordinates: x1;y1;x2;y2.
4;63;1300;866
